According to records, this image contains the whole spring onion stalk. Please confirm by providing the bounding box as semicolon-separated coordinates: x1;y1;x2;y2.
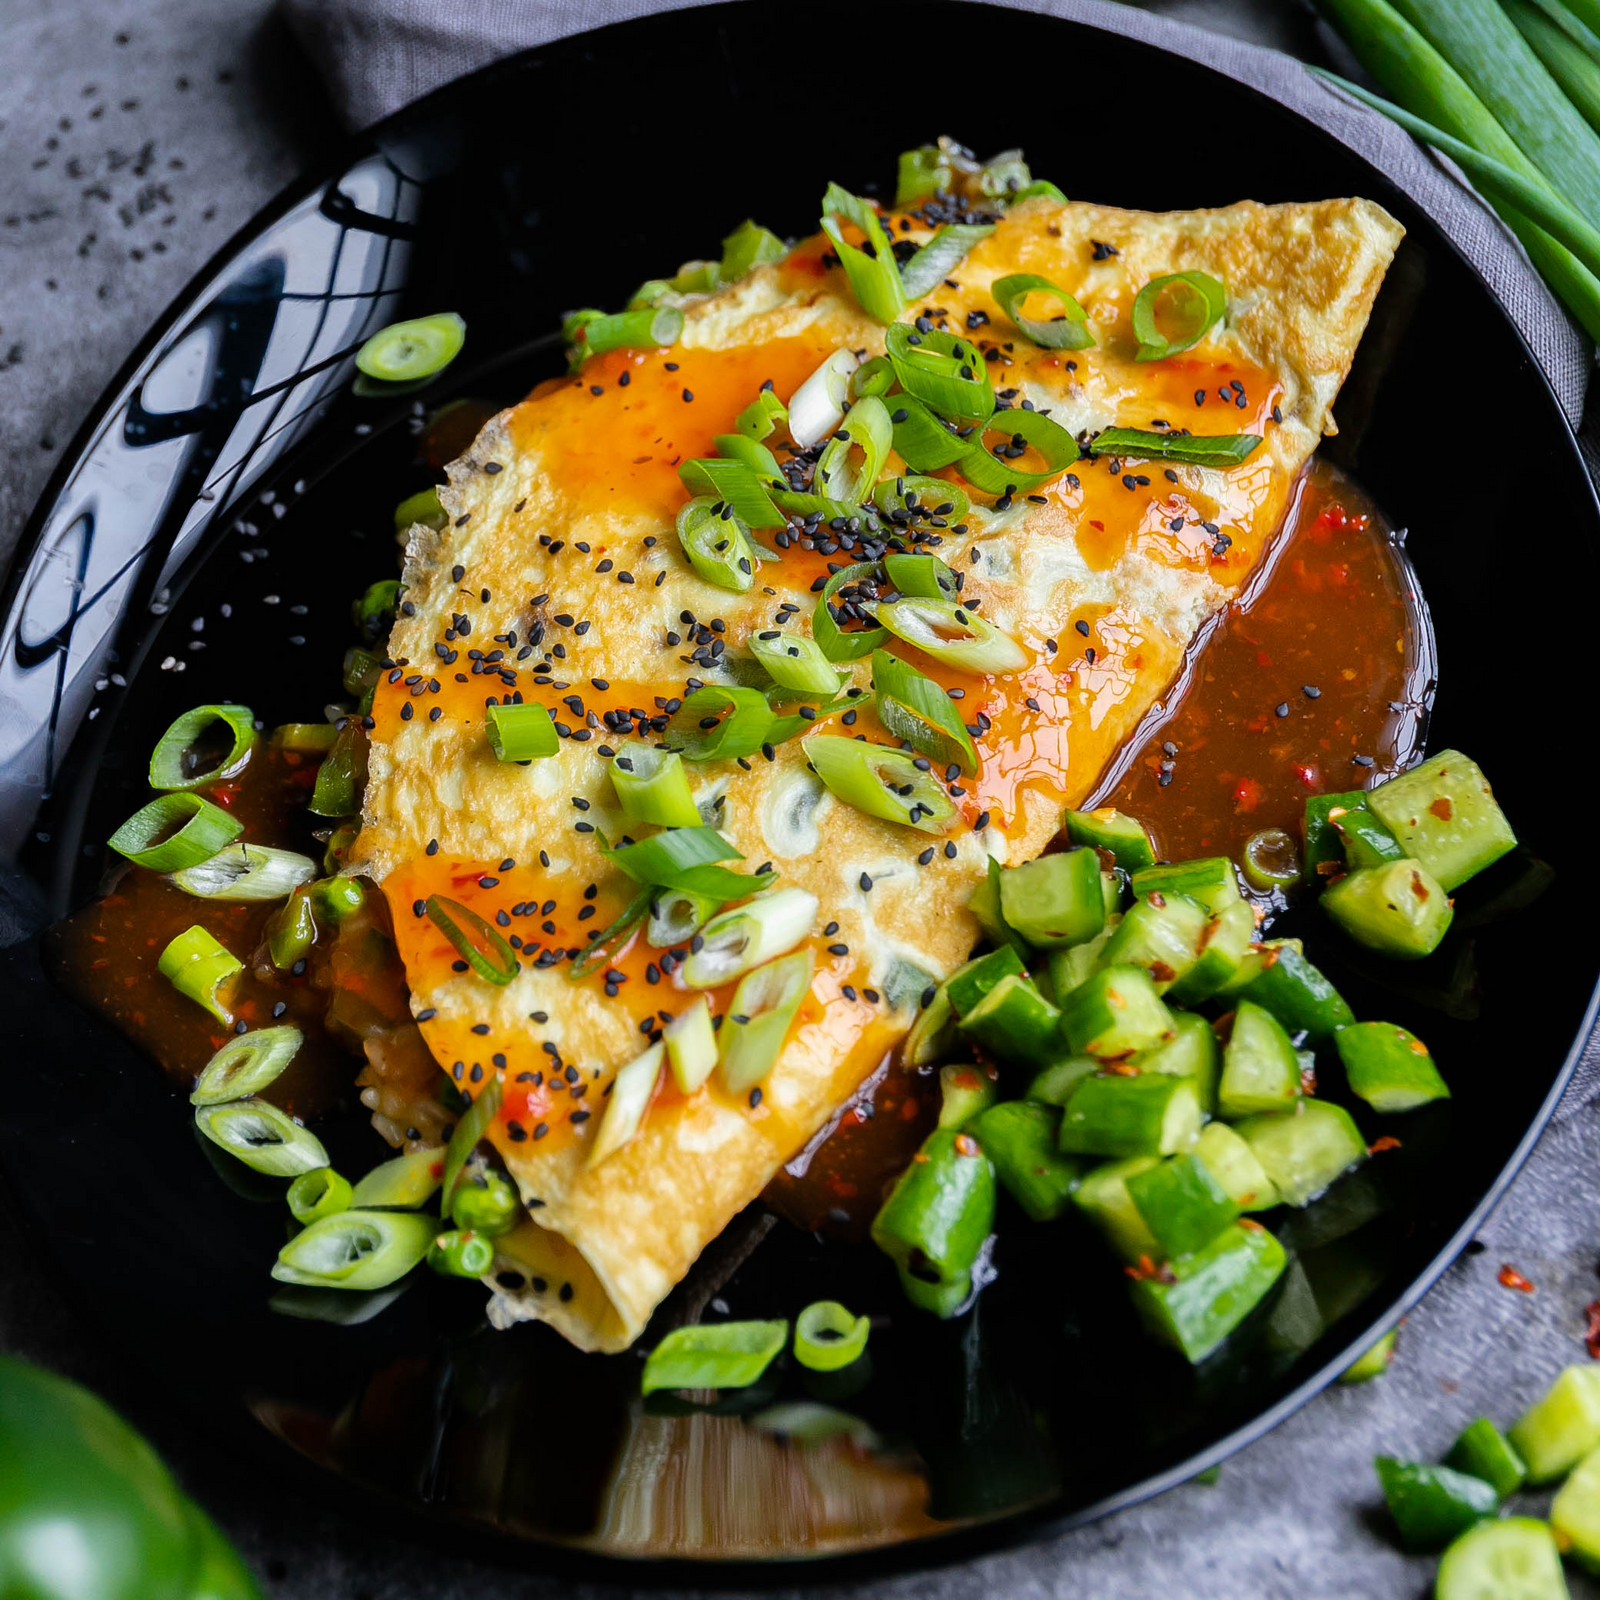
683;888;818;987
1503;0;1600;136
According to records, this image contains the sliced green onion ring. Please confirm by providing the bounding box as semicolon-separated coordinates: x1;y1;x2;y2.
1011;179;1068;204
486;702;560;761
288;1167;353;1224
870;596;1030;674
563;305;682;369
896;144;951;205
169;843;317;902
196;1098;328;1177
273;722;340;754
648;888;721;949
874;477;970;529
1243;827;1302;890
899;223;996;300
641;1319;790;1394
813;561;889;663
736;388;788;440
308;724;367;817
664;995;718;1091
610;744;702;829
978;149;1031;198
604;825;773;902
425;895;518;986
889;397;974;474
272;1209;437;1290
769;488;868;525
820;184;904;324
884;323;994;424
683;887;818;988
804;735;957;833
748;630;847;696
851;356;894;399
677;458;785;529
957;405;1080;495
355;313;465;382
794;1299;871;1371
712;432;785;482
787;349;859;450
148;703;256;790
352;578;400;635
629;263;716;308
393;485;447;535
428;1229;494;1279
191;1025;304;1105
159;925;242;1022
1088;427;1263;469
717;948;816;1092
588;1041;665;1167
109;793;242;872
568;888;654;981
660;685;773;761
676;496;759;593
440;1072;503;1206
1131;272;1226;361
882;550;960;599
872;649;978;773
719;218;787;280
814;395;893;505
991;272;1095;351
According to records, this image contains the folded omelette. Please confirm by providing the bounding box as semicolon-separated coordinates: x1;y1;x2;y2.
353;187;1403;1351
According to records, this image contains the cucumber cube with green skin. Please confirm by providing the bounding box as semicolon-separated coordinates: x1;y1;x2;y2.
1026;1055;1099;1106
1213;935;1302;999
945;945;1024;1016
905;956;988;1065
1510;1365;1600;1483
1102;870;1126;915
1218;1000;1303;1119
974;1100;1087;1221
1127;1220;1286;1363
1058;964;1174;1058
1334;803;1405;869
1434;1519;1568;1600
1322;857;1454;961
937;1064;997;1130
1336;1022;1450;1112
1127;1151;1240;1258
1073;1156;1160;1262
1063;807;1157;872
958;974;1062;1065
998;848;1106;948
1166;899;1256;1005
1367;749;1517;891
1552;1443;1600;1573
1234;1100;1367;1206
1134;1010;1220;1111
968;856;1030;958
872;1128;996;1315
1304;790;1366;882
1048;917;1119;999
1373;1458;1500;1551
1194;1120;1280;1210
1059;1072;1204;1159
1132;856;1242;915
1445;1418;1526;1498
1095;891;1209;993
1235;942;1355;1046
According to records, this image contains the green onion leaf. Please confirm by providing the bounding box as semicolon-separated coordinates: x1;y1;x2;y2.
882;550;960;600
676;496;760;592
1010;179;1068;204
273;722;339;754
308;723;367;817
287;1167;352;1225
641;1319;790;1394
169;842;317;901
803;734;958;832
604;825;775;903
272;1209;437;1290
355;313;466;383
677;458;785;529
764;688;861;746
486;702;560;761
899;224;996;300
813;394;893;505
684;888;818;988
713;432;785;481
992;272;1095;351
440;1072;502;1207
872;649;978;773
869;597;1030;674
874;476;970;528
568;888;653;981
588;1041;665;1167
955;405;1080;495
563;305;683;370
719;218;788;280
1089;427;1263;468
717;948;816;1091
896;144;952;205
852;356;894;399
885;322;994;424
748;630;847;696
1131;272;1226;361
820;183;905;323
659;685;773;761
889;397;974;473
191;1025;304;1105
813;560;890;662
425;895;518;986
196;1098;328;1177
767;488;869;524
149;704;257;791
610;744;702;829
793;1299;871;1371
394;485;447;535
735;388;789;440
109;792;242;872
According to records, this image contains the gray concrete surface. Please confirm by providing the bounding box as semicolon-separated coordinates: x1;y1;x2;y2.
4;3;1599;1595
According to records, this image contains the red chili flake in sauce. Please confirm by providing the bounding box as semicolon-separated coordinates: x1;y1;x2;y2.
1498;1264;1536;1293
1368;1135;1402;1154
1584;1300;1600;1359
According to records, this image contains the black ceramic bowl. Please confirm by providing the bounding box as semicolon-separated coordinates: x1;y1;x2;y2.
3;0;1598;1578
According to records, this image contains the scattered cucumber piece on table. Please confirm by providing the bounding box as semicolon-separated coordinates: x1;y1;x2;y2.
1323;857;1455;960
1446;1418;1527;1499
1127;1220;1286;1363
1337;1022;1450;1111
1340;1326;1398;1384
1434;1517;1568;1600
1058;964;1174;1057
1235;1100;1367;1207
1194;1120;1281;1210
938;1064;998;1129
1126;1151;1241;1258
1096;891;1209;993
1510;1365;1600;1484
1059;1072;1204;1159
957;973;1063;1063
998;848;1106;947
1366;749;1517;891
1374;1457;1501;1550
1072;1156;1162;1261
1550;1443;1600;1574
1132;855;1243;914
1218;1000;1304;1118
974;1100;1086;1221
1063;807;1157;872
1235;942;1356;1046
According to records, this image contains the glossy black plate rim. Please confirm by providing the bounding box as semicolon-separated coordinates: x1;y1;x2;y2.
3;0;1598;1580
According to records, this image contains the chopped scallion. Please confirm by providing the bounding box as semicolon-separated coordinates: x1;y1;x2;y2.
425;895;518;985
158;925;242;1022
587;1042;664;1167
659;684;773;761
955;406;1079;495
882;550;960;599
814;394;892;505
1090;427;1263;468
736;388;789;440
609;744;702;829
899;223;996;299
683;888;819;988
563;304;682;370
272;1209;437;1290
748;631;847;696
803;734;958;832
793;1299;871;1371
676;496;759;592
813;560;890;662
991;272;1095;350
820;183;905;323
568;888;652;981
717;948;815;1091
148;703;257;791
197;1098;329;1177
664;995;718;1092
1131;272;1226;361
287;1167;352;1225
677;457;785;529
885;322;994;423
641;1319;789;1394
190;1025;304;1105
355;313;466;383
439;1073;502;1207
486;702;560;762
109;792;242;872
872;648;978;773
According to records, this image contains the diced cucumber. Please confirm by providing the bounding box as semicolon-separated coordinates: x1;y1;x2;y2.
1058;965;1174;1058
904;960;972;1065
1132;856;1243;915
1304;789;1366;883
1551;1443;1600;1573
1063;806;1157;873
1334;802;1405;869
999;848;1106;949
1236;942;1355;1046
1235;1100;1367;1207
937;1064;997;1130
1214;935;1302;999
1166;899;1257;1006
1096;891;1209;993
1048;916;1119;999
1367;749;1517;891
968;856;1029;957
1446;1418;1526;1499
1072;1156;1160;1262
1025;1055;1099;1106
974;1100;1086;1222
1340;1327;1397;1383
1134;1010;1220;1111
1509;1365;1600;1484
1218;1000;1303;1119
1434;1518;1568;1600
957;973;1061;1065
946;945;1025;1016
1194;1121;1280;1211
1374;1457;1500;1551
1126;1151;1240;1258
1127;1220;1286;1363
1336;1022;1450;1112
1322;858;1454;961
1059;1072;1204;1160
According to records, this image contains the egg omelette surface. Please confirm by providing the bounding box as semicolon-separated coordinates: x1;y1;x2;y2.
354;192;1404;1351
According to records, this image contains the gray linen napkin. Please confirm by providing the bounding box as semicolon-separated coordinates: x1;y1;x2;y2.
277;0;1600;1110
